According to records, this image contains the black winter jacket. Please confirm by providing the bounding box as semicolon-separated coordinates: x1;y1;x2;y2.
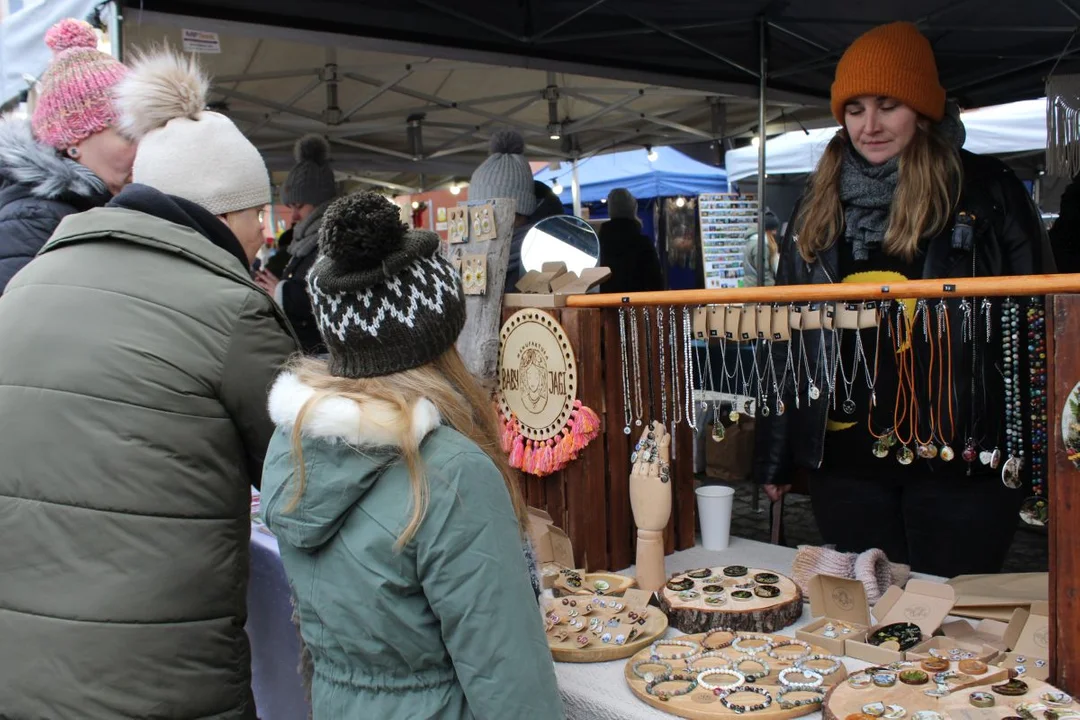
276;202;329;354
503;181;567;294
754;150;1056;486
0;117;110;294
598;218;664;294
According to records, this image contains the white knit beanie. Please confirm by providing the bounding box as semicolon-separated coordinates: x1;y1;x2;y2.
115;50;271;215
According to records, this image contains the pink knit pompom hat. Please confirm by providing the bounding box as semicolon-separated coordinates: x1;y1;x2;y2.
31;19;128;150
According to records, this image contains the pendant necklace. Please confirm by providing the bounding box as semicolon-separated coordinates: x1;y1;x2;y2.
642;306;655;422
1001;298;1022;482
793;320;807;409
912;303;938;461
720;334;740;424
770;335;794;417
1020;297;1048;526
837;329;860;416
617;307;634;435
669;306;684;431
753;339;772;418
892;303;916;465
628;306;644;427
682;307;698;431
656;307;668;428
935;300;957;461
867;305;895;458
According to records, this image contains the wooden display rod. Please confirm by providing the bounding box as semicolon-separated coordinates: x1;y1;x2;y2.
565;273;1080;307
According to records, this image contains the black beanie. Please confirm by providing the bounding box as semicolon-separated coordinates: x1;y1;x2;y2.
306;192;466;379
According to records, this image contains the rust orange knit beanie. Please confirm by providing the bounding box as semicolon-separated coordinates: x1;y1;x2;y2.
830;21;945;125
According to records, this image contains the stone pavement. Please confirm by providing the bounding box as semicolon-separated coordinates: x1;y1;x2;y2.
712;478;1048;574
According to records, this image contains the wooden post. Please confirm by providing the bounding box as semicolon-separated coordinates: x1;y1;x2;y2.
1050;294;1079;695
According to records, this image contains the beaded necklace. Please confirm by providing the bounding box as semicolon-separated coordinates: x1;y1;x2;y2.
1020;297;1049;526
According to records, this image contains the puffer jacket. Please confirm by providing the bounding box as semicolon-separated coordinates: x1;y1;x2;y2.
0;185;299;720
0;115;110;293
274;201;330;354
755;149;1055;486
261;372;564;720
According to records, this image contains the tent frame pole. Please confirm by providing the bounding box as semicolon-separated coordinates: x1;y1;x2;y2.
753;16;768;516
572;157;583;218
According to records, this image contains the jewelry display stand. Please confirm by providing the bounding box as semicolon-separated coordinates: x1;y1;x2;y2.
659;567;803;634
554;571;637;597
545;596;669;663
624;630;848;720
822;666;1076;720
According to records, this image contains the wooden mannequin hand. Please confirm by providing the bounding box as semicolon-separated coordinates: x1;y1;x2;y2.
630;421;672;533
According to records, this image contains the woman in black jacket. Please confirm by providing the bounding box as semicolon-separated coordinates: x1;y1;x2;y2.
754;21;1054;577
599;188;664;294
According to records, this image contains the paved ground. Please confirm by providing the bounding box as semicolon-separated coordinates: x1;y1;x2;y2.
707;478;1049;574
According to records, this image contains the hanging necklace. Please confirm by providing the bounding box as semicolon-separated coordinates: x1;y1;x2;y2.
1001;298;1023;481
657;307;669;428
913;303;938;460
892;302;916;465
643;306;655;422
670;306;684;431
683;307;698;431
769;335;793;417
628;307;644;427
1020;297;1048;526
618;307;633;435
754;338;772;418
935;300;957;461
836;329;860;415
868;303;895;458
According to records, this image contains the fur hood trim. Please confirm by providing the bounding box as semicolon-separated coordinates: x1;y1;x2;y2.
268;371;441;447
0;116;106;199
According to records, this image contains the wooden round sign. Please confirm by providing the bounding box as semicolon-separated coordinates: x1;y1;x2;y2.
498;309;578;441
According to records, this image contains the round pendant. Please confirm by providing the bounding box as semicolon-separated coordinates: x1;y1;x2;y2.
979;450;993;466
1019;498;1045;526
712;424;726;442
729;410;740;423
940;445;955;462
635;419;643;427
897;446;915;466
776;400;785;416
991;448;1002;470
873;441;890;459
1002;456;1024;489
918;444;939;460
962;445;977;463
809;384;821;401
843;399;856;415
744;400;755;416
761;404;770;418
623;426;632;435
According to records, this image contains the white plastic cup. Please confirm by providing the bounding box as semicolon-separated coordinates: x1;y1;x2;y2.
695;485;735;550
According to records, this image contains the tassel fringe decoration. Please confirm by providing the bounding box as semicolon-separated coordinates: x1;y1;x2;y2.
500;400;602;477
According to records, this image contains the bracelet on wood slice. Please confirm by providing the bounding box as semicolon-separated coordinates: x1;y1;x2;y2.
716;685;774;713
796;653;843;676
645;673;698;702
696;668;747;691
777;686;826;710
632;659;673;683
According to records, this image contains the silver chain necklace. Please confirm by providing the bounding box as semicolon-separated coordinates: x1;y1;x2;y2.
628;307;644;427
657;307;668;427
617;307;633;434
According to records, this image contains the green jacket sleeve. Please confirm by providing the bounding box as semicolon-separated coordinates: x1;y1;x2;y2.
416;451;564;720
221;290;299;489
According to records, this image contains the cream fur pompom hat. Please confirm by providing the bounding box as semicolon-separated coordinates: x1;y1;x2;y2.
115;50;271;215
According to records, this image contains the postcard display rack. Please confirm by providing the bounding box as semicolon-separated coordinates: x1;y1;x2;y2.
699;193;759;290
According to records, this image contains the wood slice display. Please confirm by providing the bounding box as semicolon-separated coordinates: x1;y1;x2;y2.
823;661;1077;720
624;630;848;720
545;595;668;663
659;566;803;634
554;571;636;597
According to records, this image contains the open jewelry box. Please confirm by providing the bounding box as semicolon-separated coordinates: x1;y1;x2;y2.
846;580;956;664
796;574;871;656
504;262;611;309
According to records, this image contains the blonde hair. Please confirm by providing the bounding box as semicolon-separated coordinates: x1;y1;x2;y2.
795;123;962;263
284;348;529;550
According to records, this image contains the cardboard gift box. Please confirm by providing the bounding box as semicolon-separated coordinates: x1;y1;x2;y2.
996;601;1051;681
846;579;956;664
528;507;575;588
796;574;871;656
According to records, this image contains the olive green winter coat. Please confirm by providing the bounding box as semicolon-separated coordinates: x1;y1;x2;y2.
0;205;299;719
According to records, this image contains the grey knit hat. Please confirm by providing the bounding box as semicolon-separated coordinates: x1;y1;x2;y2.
468;130;537;216
307;191;466;379
607;188;638;220
282;134;336;207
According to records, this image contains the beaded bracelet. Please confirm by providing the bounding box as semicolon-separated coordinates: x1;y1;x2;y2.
644;673;698;702
632;659;673;683
732;634;775;656
767;639;813;662
702;628;735;650
685;650;733;670
796;653;842;676
779;667;824;689
734;657;771;683
716;685;773;713
650;639;701;661
777;686;826;710
696;668;746;691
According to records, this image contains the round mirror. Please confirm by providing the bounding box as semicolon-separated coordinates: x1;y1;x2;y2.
520;216;600;275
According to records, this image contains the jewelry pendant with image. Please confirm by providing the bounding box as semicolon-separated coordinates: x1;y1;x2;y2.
897;446;915;466
1001;455;1024;490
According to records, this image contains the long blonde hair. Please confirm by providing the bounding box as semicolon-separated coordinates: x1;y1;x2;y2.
795;123;962;263
284;348;529;550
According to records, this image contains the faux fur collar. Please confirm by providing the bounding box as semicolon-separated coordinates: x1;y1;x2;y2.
0;116;107;200
267;371;442;447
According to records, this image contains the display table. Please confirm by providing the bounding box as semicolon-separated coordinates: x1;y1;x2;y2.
246;529;932;720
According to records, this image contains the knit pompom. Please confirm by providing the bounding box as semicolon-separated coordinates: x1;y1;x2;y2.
294;134;330;164
489;129;525;155
116;50;208;140
45;19;98;54
318;192;408;271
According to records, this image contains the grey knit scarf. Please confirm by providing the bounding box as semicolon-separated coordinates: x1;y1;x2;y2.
839;105;966;261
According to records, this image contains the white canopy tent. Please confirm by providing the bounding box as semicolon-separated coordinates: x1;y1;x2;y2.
725;98;1049;183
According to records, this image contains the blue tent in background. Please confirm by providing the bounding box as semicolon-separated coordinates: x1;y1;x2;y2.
533;146;727;204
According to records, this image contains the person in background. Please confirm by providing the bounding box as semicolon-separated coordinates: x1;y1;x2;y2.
741;210;782;286
261;192;563;720
1049;172;1080;273
255;134;337;354
753;21;1054;577
468;130;563;293
598;187;664;293
264;224;294;277
0;49;298;719
0;18;133;294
